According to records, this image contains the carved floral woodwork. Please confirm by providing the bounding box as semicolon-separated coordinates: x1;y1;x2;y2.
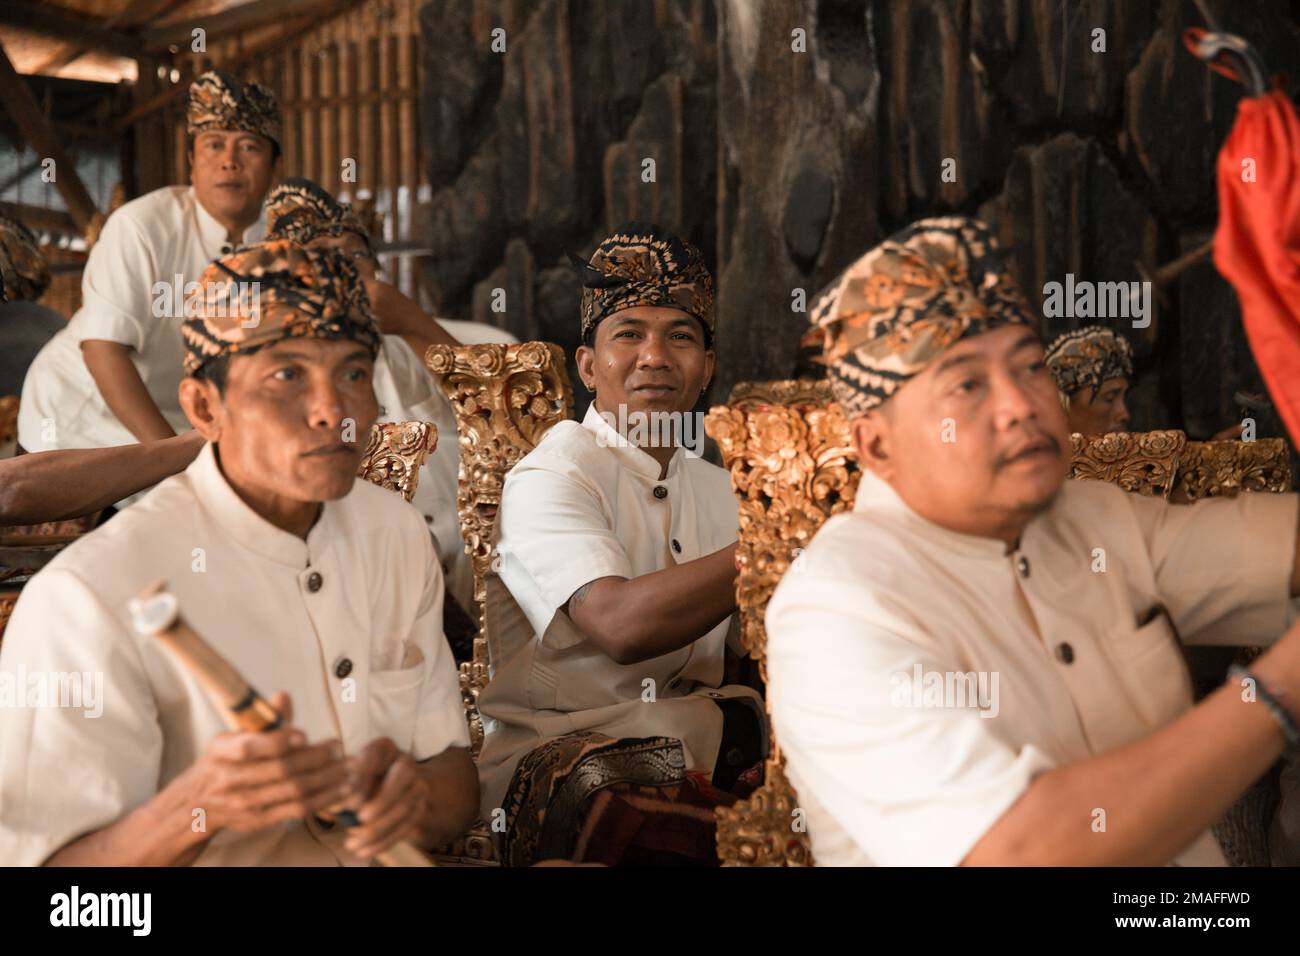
1172;437;1290;502
426;342;573;755
355;420;438;502
1067;430;1186;498
706;378;857;867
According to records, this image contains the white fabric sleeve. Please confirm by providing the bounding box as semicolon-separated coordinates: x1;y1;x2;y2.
1128;490;1297;646
69;210;159;352
495;457;634;617
766;571;1055;867
0;567;164;865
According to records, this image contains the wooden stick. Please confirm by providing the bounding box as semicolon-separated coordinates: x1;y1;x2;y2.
130;581;434;867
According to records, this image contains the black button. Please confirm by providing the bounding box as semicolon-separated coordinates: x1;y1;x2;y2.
1055;642;1074;665
725;746;746;767
335;657;353;679
221;244;232;254
306;571;323;592
671;539;682;554
1016;556;1030;578
653;485;668;500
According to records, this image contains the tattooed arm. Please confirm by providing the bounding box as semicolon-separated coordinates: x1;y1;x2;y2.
563;543;739;665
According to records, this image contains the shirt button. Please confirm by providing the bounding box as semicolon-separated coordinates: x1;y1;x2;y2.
671;539;682;554
306;571;323;592
221;244;232;254
1055;642;1075;665
653;485;668;500
335;657;353;679
1016;556;1030;578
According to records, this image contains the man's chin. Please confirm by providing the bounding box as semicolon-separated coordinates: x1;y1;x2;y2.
296;457;362;501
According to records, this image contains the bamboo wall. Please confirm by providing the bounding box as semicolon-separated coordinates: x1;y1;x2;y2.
160;0;427;298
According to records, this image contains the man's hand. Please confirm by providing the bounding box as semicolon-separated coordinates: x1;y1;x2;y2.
344;736;427;859
183;692;350;836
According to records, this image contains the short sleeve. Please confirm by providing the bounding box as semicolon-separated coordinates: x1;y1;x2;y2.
69;210;158;351
0;567;164;865
1128;490;1298;646
496;456;634;623
766;571;1055;867
407;527;471;759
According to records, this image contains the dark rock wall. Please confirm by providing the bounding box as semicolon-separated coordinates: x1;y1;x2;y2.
420;0;1300;437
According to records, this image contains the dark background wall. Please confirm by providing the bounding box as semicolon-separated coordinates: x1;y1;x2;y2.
418;0;1300;438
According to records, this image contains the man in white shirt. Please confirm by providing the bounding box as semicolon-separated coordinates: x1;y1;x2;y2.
0;241;478;865
18;70;280;453
476;224;765;863
766;215;1300;866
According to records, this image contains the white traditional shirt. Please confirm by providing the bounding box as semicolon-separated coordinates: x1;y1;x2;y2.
766;471;1298;867
475;403;762;816
0;441;468;866
18;185;266;452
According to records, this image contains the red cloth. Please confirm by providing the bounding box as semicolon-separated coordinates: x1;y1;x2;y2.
1214;90;1300;445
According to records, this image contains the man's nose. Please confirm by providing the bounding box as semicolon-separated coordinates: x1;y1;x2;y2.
219;143;242;169
306;379;347;431
991;373;1037;430
635;334;671;368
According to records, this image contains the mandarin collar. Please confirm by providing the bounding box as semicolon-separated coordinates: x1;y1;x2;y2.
852;469;1021;560
188;441;338;568
580;402;683;480
190;185;268;255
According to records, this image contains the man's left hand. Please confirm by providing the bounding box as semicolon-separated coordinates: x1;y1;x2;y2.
344;736;429;859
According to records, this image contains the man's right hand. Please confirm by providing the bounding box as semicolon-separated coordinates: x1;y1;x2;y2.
182;692;351;836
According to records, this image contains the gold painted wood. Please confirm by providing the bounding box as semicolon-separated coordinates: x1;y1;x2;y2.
1172;437;1291;502
0;395;17;448
1067;429;1186;498
355;419;437;502
706;378;859;867
426;342;573;755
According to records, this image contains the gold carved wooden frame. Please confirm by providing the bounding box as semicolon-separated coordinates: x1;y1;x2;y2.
706;378;858;866
425;342;574;753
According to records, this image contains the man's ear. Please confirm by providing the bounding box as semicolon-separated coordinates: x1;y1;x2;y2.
851;409;894;482
575;344;596;392
178;377;223;443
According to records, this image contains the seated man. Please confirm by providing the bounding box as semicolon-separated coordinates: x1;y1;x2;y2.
767;215;1300;866
476;223;765;865
18;70;278;454
1043;325;1134;436
0;241;478;865
264;177;510;612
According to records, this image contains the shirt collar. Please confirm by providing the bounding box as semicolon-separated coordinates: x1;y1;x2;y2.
190;185;268;255
187;441;334;568
580;402;683;480
852;468;1016;559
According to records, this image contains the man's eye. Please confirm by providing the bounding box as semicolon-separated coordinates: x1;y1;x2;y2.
344;368;369;382
272;367;299;382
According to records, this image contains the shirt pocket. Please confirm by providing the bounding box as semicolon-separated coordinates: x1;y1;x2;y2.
1113;604;1193;729
368;645;425;753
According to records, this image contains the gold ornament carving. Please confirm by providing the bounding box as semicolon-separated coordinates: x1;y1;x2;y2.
1172;437;1291;502
1067;430;1186;498
426;342;573;755
355;420;438;502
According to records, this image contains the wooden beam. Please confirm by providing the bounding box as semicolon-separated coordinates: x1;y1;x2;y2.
141;0;355;53
0;44;100;233
0;201;78;237
0;1;144;60
30;0;190;76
